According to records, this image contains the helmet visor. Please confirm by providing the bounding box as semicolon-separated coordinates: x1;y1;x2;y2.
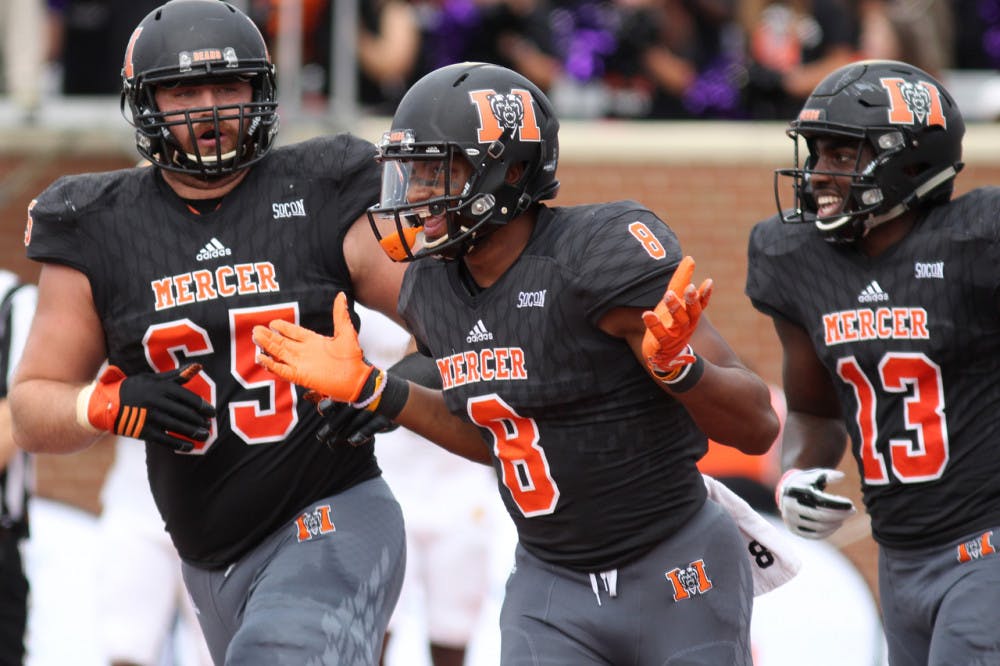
368;155;465;261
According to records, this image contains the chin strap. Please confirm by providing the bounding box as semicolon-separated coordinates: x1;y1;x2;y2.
184;148;239;165
819;164;959;242
860;165;958;237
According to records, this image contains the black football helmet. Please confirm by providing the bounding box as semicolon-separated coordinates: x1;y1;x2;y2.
775;60;964;243
367;62;560;261
120;0;278;177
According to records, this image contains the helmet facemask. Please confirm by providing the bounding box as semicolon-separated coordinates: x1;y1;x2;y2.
123;72;278;179
368;127;532;262
775;129;901;243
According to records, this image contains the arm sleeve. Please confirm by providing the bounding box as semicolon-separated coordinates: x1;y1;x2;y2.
388;350;441;390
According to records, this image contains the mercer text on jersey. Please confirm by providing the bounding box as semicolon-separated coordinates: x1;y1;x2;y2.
822;307;929;346
436;347;528;389
151;262;280;311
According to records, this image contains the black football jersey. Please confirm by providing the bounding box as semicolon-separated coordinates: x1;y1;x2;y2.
399;201;709;572
26;134;383;567
747;187;1000;548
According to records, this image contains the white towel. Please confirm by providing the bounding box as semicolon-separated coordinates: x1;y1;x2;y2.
703;474;802;596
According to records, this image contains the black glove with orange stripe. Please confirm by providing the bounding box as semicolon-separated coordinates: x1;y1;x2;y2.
310;398;398;449
76;364;216;452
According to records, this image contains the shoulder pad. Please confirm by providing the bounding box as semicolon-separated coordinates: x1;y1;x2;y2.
548;200;682;318
929;186;1000;243
748;213;817;258
269;134;379;180
31;168;139;225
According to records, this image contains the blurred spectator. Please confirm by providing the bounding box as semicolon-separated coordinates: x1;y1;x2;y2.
253;0;422;113
602;0;746;119
357;0;423;112
49;0;160;94
857;0;952;77
416;0;562;91
952;0;1000;69
23;498;103;666
1;0;47;118
739;0;859;119
542;0;747;120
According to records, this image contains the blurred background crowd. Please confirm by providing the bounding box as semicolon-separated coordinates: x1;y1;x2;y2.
1;0;998;126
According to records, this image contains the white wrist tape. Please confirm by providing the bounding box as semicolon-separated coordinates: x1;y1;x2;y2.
75;381;101;433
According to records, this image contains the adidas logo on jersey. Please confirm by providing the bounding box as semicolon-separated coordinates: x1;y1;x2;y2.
196;238;232;261
466;320;494;343
857;280;889;303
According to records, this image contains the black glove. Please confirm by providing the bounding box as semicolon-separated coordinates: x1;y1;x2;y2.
79;363;216;452
314;398;398;449
309;348;438;448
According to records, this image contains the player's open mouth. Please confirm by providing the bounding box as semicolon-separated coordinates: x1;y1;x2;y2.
816;194;844;217
197;129;223;145
422;215;446;240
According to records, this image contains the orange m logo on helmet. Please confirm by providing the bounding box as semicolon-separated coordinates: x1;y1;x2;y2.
469;89;542;143
123;27;143;80
880;77;947;128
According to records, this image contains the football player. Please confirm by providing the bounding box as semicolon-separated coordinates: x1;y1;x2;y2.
9;0;409;663
746;59;1000;664
252;62;780;664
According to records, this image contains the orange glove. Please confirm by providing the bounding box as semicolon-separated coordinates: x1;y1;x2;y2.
252;292;377;405
641;256;713;378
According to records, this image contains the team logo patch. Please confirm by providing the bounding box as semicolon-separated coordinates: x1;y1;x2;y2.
857;279;889;303
295;504;336;542
196;237;231;261
272;198;307;219
957;530;997;563
516;290;546;308
466;319;493;343
880;77;947;128
664;558;713;601
469;88;542;143
914;261;944;279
